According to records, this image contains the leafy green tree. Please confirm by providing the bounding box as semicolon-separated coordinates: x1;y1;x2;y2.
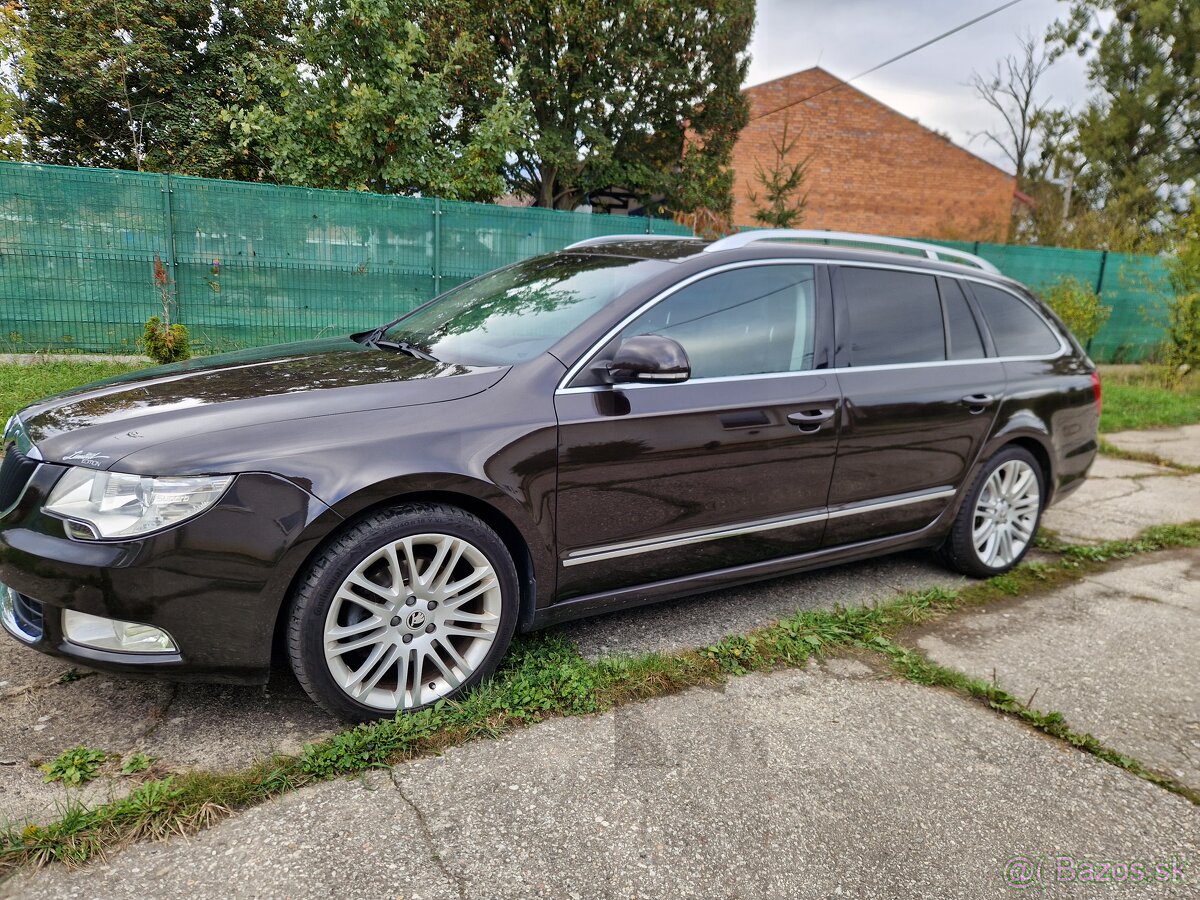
10;0;290;177
0;1;26;159
226;0;524;199
1050;0;1200;238
454;0;754;213
1160;200;1200;384
747;120;812;229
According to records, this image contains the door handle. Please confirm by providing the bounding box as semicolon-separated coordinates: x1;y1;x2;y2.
961;393;995;413
787;408;835;433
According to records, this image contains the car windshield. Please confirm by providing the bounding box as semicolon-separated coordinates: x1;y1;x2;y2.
382;254;671;366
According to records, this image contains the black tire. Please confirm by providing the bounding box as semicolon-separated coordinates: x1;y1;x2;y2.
936;446;1045;578
287;502;519;722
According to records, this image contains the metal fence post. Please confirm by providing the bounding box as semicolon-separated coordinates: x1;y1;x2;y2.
1087;250;1110;356
1094;250;1109;296
432;197;442;295
159;173;179;318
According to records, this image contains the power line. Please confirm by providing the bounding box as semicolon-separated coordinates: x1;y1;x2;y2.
749;0;1029;121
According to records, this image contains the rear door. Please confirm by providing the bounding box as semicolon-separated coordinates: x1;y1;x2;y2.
553;262;840;601
823;266;1004;546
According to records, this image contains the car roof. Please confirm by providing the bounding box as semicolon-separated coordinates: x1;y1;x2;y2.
559;237;1025;289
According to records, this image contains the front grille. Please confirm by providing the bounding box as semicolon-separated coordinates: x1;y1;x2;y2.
0;447;38;512
12;593;44;640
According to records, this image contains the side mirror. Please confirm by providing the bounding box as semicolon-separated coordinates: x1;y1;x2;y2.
605;334;691;385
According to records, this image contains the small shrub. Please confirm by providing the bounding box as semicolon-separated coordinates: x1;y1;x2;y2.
1041;275;1111;345
142;316;191;364
1158;292;1199;388
41;746;107;786
143;254;191;364
1161;201;1200;386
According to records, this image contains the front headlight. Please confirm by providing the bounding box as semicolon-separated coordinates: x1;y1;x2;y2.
44;469;234;539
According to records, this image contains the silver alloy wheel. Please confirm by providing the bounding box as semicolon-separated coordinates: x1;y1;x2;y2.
972;459;1040;568
323;533;502;711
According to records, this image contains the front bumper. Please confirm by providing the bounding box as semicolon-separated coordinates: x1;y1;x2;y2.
0;461;335;684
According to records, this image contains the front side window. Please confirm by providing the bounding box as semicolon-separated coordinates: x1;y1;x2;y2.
617;264;818;379
841;268;945;366
384;254;671;366
971;284;1062;357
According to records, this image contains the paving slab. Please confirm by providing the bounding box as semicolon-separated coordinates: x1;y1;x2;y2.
916;549;1200;789
8;663;1196;899
1043;470;1200;542
1086;455;1178;479
1105;425;1200;468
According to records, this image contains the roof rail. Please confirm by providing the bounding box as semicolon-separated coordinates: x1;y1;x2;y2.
563;234;699;250
702;229;1000;275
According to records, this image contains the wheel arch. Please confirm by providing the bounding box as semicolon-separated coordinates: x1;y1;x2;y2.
983;414;1056;504
268;483;548;671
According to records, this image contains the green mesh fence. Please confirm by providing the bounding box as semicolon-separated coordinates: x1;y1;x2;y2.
929;239;1171;362
0;161;1177;361
0;162;690;354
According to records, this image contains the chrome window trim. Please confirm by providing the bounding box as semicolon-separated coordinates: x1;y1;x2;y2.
561;486;957;567
554;259;1065;394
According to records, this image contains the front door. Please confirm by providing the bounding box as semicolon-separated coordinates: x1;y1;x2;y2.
553;263;840;601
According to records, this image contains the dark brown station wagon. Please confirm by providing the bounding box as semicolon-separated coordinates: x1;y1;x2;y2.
0;230;1101;721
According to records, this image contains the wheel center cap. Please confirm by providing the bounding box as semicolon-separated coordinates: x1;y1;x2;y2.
406;610;427;630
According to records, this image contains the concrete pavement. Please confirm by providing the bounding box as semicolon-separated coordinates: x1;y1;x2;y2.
8;653;1196;899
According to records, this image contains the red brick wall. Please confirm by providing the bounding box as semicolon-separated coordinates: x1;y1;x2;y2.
731;69;1014;241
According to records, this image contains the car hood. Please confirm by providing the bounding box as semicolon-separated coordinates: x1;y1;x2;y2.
18;338;509;469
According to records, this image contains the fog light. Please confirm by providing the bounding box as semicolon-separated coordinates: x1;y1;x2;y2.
62;609;177;654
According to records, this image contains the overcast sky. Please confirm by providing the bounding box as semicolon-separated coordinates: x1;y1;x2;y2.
746;0;1093;174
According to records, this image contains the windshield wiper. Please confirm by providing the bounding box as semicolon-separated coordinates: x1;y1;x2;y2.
371;338;439;362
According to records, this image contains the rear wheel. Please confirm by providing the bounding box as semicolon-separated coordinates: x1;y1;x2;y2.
288;503;519;722
937;446;1044;577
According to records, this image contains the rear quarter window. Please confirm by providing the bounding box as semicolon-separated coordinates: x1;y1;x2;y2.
971;284;1062;357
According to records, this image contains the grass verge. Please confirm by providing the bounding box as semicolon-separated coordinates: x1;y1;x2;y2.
2;522;1198;875
1098;366;1200;433
0;361;150;424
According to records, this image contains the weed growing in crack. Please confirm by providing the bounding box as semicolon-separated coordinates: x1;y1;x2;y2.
39;748;106;787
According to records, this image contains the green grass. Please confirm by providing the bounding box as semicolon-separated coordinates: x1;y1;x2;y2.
0;361;150;424
1098;366;1200;433
4;521;1197;875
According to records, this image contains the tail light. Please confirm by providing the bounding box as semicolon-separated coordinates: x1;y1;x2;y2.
1090;371;1102;415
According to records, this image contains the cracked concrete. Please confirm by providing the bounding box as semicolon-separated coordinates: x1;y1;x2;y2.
1042;455;1200;543
1105;425;1200;469
915;550;1200;790
8;661;1197;899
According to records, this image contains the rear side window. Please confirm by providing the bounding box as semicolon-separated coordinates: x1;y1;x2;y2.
620;264;817;378
971;284;1062;357
939;278;986;360
841;268;945;366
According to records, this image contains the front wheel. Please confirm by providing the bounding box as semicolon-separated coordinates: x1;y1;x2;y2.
287;503;519;722
937;447;1044;578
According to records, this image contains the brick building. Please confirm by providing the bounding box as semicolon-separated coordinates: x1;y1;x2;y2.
731;68;1015;240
